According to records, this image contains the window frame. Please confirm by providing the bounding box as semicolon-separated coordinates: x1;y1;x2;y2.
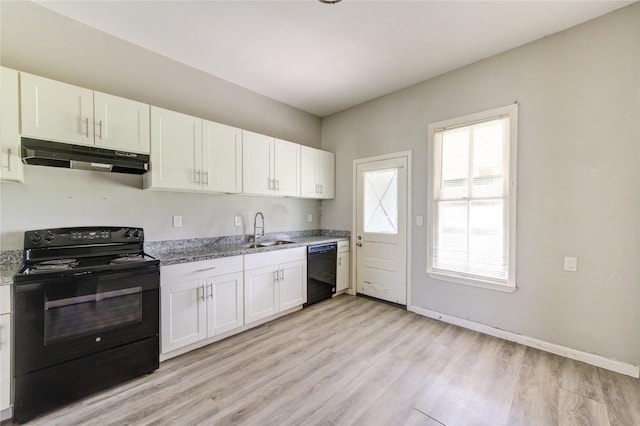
427;104;518;292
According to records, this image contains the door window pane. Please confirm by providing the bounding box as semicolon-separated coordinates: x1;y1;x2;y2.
364;169;398;234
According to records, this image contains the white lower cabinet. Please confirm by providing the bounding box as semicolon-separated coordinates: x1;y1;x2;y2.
0;285;11;415
244;247;307;325
161;256;243;354
336;240;350;293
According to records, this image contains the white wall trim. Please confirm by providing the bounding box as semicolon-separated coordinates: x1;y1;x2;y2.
409;304;640;378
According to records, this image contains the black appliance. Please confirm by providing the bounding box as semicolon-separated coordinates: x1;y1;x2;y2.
21;137;150;174
12;226;160;423
304;242;337;307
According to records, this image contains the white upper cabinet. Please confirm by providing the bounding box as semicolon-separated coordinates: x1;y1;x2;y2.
242;130;300;197
93;91;150;153
20;72;150;153
145;108;243;194
242;130;273;195
145;106;201;191
274;138;301;197
300;145;335;199
0;67;23;182
20;72;94;146
202;120;242;193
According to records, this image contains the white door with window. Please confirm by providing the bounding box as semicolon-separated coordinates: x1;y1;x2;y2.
355;155;408;305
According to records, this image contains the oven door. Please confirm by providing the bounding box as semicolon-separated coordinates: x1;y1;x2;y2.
14;265;159;376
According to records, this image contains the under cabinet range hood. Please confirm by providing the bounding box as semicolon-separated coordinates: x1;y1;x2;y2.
21;138;149;174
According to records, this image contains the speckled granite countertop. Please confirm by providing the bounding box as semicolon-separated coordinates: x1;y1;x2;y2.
146;230;349;266
0;230;350;284
0;250;22;286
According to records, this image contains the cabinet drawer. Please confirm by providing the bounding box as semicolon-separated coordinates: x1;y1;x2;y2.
244;246;306;270
338;240;349;253
0;286;10;315
161;256;243;284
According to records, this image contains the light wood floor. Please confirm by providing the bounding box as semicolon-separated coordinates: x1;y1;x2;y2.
6;295;640;426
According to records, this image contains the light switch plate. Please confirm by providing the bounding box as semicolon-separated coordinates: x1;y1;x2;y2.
172;215;182;228
307;214;313;223
564;256;578;272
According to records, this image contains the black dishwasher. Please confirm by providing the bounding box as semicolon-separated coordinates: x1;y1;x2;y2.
304;242;337;307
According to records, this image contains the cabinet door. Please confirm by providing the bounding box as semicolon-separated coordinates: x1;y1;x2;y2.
20;72;94;146
300;146;318;198
244;265;278;324
161;279;207;353
208;271;244;336
242;130;273;195
93;91;150;154
146;107;201;191
279;259;307;310
0;67;23;182
202;120;242;193
317;149;335;199
273;138;300;197
337;251;350;292
0;313;10;412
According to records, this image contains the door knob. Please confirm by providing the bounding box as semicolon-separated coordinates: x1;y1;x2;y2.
356;242;363;247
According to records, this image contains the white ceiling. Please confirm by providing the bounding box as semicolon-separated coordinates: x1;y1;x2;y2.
36;0;633;117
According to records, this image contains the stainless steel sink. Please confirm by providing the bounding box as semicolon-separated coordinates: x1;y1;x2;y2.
258;240;294;247
241;240;294;249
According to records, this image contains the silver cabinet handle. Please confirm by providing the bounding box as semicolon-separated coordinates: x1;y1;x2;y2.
276;180;280;191
7;148;11;172
195;170;201;183
200;285;205;301
96;120;103;139
320;184;323;194
208;283;213;300
83;117;89;137
194;266;216;273
316;184;319;194
203;171;209;185
273;270;278;283
279;268;284;281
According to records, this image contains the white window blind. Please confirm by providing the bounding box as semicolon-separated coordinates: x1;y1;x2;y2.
428;105;517;290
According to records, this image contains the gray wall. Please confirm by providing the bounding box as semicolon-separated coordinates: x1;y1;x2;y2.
0;1;322;249
321;5;640;366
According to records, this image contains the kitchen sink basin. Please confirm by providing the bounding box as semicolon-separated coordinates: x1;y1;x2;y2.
258;240;294;247
241;240;294;249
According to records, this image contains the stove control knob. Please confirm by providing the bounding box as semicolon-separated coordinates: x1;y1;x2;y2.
45;232;55;242
123;229;131;238
31;233;42;243
133;230;141;239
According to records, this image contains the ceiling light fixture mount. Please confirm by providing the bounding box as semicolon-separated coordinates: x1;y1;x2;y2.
318;0;342;4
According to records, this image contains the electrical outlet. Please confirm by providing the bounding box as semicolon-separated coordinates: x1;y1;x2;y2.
172;215;182;228
234;216;242;227
307;214;313;223
563;256;578;272
416;215;423;226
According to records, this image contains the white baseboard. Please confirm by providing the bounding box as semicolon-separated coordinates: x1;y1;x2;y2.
1;406;12;421
409;305;639;378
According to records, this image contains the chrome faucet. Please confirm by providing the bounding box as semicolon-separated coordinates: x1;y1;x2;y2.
253;212;265;243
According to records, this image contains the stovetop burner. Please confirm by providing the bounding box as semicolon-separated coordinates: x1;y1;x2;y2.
110;254;146;264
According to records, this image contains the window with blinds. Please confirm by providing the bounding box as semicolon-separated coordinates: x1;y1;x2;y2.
427;104;518;291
